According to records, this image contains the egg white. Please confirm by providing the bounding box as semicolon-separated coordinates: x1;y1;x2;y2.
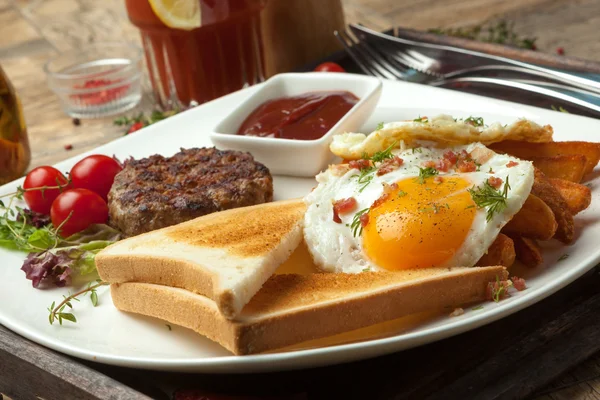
303;143;534;273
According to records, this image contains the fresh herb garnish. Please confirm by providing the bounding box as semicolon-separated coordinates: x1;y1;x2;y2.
166;324;172;331
558;253;570;261
413;116;428;123
551;105;569;113
376;122;384;130
468;176;510;222
416;167;439;184
350;208;369;237
48;280;108;325
464;116;485;127
491;275;512;303
352;142;397;191
412;147;423;154
114;110;179;134
428;20;537;50
472;305;484;311
397;190;407;197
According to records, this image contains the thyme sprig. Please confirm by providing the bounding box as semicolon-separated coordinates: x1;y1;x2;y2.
48;280;108;325
468;176;511;222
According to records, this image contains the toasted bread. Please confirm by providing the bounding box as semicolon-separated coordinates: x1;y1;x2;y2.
96;199;306;319
111;264;507;355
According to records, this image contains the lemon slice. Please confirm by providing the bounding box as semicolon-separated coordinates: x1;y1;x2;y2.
148;0;202;30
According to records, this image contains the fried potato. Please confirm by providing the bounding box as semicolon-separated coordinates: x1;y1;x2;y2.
529;155;586;182
490;140;600;175
503;194;557;240
531;169;574;243
548;178;592;215
509;235;543;268
477;233;516;268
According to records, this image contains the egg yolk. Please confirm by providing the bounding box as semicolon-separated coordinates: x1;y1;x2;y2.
363;176;476;270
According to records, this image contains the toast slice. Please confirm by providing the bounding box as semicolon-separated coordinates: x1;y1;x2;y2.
111;265;507;355
96;199;306;319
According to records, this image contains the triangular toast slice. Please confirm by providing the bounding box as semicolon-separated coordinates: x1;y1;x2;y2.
96;199;306;319
110;265;507;355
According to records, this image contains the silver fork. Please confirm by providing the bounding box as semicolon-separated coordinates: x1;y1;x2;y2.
348;23;600;96
334;29;600;116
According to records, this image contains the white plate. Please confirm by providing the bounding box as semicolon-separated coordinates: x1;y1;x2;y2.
1;79;600;373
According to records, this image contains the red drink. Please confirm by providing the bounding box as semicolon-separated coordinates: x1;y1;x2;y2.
125;0;266;108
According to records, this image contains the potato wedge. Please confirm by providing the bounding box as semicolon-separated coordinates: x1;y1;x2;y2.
503;194;557;240
477;233;515;268
509;235;543;268
490;140;600;175
529;155;586;182
531;169;575;243
548;178;592;215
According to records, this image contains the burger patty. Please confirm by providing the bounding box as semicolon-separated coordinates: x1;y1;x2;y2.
108;147;273;236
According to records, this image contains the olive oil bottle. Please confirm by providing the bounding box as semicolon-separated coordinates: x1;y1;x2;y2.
0;65;30;184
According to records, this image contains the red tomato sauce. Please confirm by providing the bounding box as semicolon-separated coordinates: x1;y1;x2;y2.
237;91;359;140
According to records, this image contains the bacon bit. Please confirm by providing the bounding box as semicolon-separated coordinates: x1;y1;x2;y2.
360;212;370;227
449;308;464;317
487;176;503;189
433;176;444;184
436;158;453;172
63;144;73;151
377;156;404;176
506;161;519;168
372;192;390;209
485;279;511;302
457;159;477;172
332;197;358;223
557;47;565;56
511;276;527;291
423;160;436;168
443;150;458;164
349;159;372;170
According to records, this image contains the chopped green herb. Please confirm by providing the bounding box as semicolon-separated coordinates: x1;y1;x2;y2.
413;116;428;123
468;176;510;222
551;105;569;113
488;167;493;173
464;116;484;127
166;324;172;331
362;267;371;272
472;305;484;311
352;142;397;191
350;208;370;237
412;147;423;154
376;122;384;130
558;253;569;261
416;167;439;184
428;20;537;50
397;190;407;197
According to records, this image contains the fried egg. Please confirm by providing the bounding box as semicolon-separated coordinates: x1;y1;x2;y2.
330;114;553;161
303;143;534;273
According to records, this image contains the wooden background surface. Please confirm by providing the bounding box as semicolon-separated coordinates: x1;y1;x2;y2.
1;0;600;398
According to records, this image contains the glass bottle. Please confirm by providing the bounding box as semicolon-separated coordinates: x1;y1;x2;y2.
0;65;30;184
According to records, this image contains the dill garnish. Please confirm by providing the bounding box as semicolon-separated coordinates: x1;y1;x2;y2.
350;208;369;237
558;253;570;261
468;176;511;222
416;167;439;184
376;122;384;130
413;116;428;123
397;190;407;197
352;142;396;191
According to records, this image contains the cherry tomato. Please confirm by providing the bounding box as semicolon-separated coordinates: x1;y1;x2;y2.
313;62;345;73
127;121;144;134
50;188;109;237
23;166;70;214
70;155;123;200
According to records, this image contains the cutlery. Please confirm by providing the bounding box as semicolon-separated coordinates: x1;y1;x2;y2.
334;29;600;117
347;23;600;96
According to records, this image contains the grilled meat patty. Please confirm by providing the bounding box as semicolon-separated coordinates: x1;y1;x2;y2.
108;147;273;236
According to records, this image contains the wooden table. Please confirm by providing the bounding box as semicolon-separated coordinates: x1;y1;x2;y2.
1;0;600;398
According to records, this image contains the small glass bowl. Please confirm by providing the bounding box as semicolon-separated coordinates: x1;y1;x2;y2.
44;43;143;118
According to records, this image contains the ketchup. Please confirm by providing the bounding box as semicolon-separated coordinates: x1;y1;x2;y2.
237;91;359;140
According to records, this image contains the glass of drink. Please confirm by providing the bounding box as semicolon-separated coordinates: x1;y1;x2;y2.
125;0;267;109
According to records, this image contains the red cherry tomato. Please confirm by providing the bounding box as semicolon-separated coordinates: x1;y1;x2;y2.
127;121;144;134
70;155;123;200
50;188;109;237
313;62;345;73
23;166;70;214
